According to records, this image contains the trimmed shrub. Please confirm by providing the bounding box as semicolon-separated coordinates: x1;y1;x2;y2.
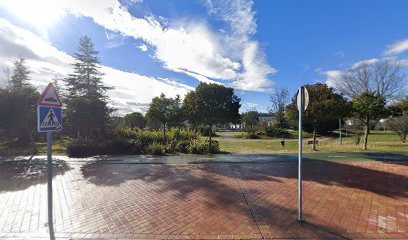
265;126;291;138
175;140;191;153
145;142;165;155
66;127;218;157
189;139;220;154
245;132;260;139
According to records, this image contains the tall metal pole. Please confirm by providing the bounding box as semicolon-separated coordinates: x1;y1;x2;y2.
339;118;342;145
298;87;303;222
47;132;53;228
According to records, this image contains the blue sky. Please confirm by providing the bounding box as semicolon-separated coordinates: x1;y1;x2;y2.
0;0;407;115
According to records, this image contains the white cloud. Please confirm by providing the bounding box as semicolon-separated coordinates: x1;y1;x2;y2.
384;39;408;56
35;0;275;92
137;44;148;52
233;42;275;92
351;58;379;68
0;17;193;115
322;70;342;88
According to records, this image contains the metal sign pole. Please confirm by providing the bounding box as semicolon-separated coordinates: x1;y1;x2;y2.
47;132;53;228
339;118;342;145
298;87;304;222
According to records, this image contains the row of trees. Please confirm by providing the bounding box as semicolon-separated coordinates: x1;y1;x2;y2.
1;35;406;153
0;36;112;146
145;83;241;150
263;60;406;150
0;35;242;154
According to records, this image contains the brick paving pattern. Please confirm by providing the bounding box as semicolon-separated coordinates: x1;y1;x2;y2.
0;158;407;239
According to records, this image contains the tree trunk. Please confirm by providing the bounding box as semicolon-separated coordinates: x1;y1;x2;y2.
163;123;167;144
363;118;370;150
209;124;212;153
402;133;406;143
312;124;317;151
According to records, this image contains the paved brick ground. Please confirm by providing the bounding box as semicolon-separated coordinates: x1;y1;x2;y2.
0;158;407;239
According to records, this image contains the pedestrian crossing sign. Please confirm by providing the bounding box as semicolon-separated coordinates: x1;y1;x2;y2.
37;106;62;132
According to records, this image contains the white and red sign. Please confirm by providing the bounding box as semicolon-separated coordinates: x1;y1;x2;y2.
37;83;63;107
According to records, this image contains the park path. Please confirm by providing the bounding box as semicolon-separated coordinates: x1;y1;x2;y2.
0;156;407;239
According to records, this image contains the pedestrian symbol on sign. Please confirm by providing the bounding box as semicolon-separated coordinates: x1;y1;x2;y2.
40;108;61;128
37;106;62;132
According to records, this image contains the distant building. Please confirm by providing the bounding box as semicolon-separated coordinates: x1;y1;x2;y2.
258;113;275;126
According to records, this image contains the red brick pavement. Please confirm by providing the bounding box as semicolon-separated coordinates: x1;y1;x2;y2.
0;159;407;239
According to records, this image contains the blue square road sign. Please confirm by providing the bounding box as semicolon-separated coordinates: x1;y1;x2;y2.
37;106;62;132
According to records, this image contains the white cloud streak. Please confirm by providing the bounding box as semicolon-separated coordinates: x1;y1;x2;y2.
384;39;408;56
36;0;276;92
0;17;193;115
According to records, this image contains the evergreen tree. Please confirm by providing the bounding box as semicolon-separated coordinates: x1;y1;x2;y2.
9;57;30;90
65;35;110;99
0;58;39;145
64;36;112;139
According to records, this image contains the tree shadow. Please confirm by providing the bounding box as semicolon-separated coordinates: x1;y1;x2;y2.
359;152;408;166
0;158;72;192
80;160;362;238
234;158;408;198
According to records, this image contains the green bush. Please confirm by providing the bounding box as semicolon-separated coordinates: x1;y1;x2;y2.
66;127;218;157
265;126;291;138
145;142;165;155
189;139;220;154
175;140;191;153
245;132;260;139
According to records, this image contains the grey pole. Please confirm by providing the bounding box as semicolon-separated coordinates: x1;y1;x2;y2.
339;118;342;145
47;132;53;228
298;87;303;222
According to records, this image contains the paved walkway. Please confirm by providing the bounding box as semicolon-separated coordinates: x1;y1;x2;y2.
0;156;407;239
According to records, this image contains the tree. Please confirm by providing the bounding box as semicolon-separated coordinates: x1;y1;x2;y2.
9;57;30;90
386;97;408;143
124;112;146;129
183;91;201;132
64;96;111;139
286;83;351;150
145;93;182;142
335;60;407;101
269;88;289;128
64;36;112;139
352;92;388;150
183;83;241;152
242;111;259;129
65;35;111;99
0;58;38;145
344;118;365;145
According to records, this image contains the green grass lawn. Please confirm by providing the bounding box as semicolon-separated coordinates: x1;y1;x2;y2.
215;130;408;154
0;137;68;157
1;130;406;157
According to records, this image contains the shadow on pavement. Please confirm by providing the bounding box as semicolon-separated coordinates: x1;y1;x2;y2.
0;159;72;192
81;155;408;198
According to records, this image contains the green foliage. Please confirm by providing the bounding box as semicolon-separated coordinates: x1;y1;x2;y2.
63;36;112;140
65;35;111;99
123;112;146;129
0;58;39;146
65;96;111;139
189;139;220;154
352;92;388;150
145;142;166;155
9;57;30;90
66;127;219;157
352;92;388;121
242;111;259;128
145;93;183;141
269;87;289;128
183;83;241;127
265;126;291;138
245;132;260;139
286;83;351;134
